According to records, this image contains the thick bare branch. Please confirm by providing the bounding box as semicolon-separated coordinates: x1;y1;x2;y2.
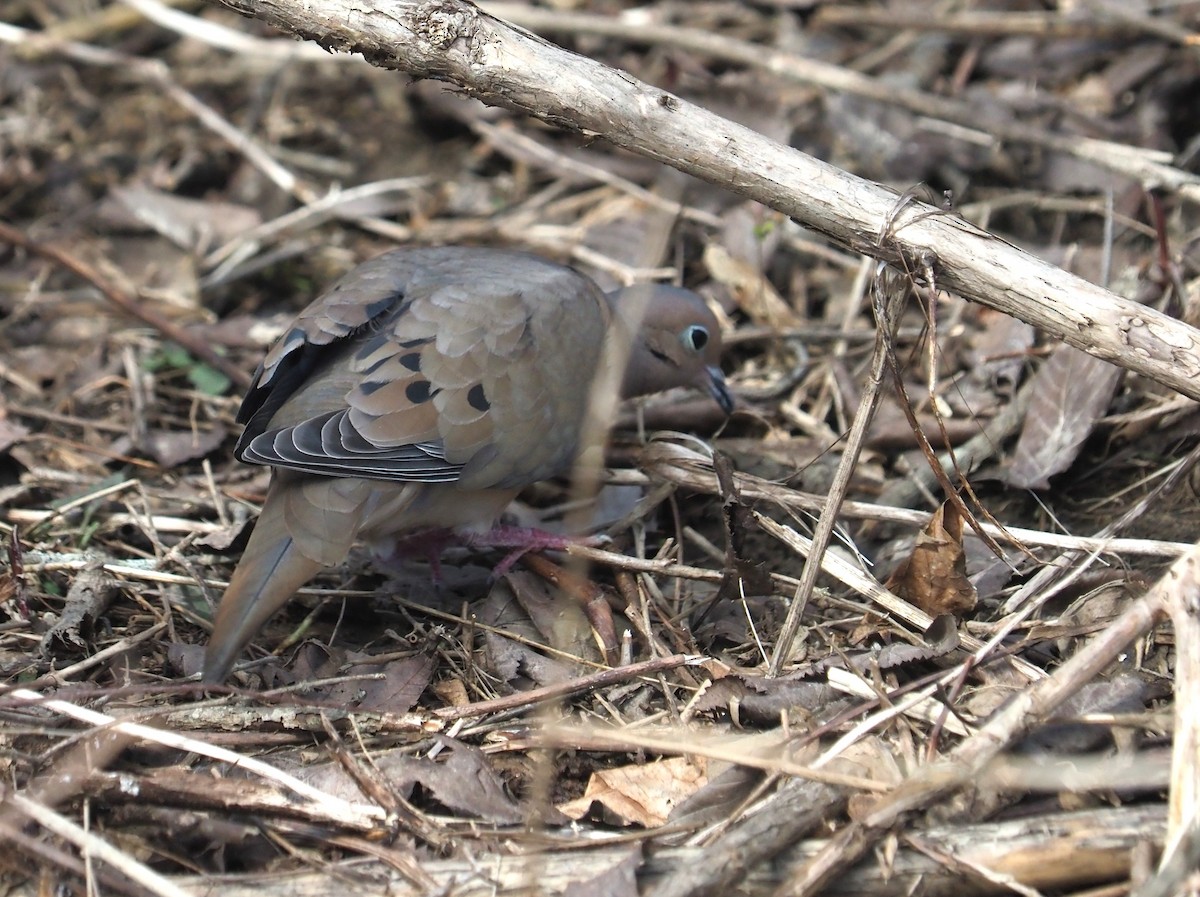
206;0;1200;401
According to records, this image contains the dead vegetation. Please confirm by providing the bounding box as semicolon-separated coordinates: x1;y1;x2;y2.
2;1;1200;895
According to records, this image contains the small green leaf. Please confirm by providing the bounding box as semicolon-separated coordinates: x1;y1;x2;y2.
143;343;231;396
188;364;232;396
143;343;191;372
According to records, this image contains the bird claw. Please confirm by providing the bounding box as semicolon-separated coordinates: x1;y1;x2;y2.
463;526;606;578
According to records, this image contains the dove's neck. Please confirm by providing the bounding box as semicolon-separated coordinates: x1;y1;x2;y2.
604;291;658;399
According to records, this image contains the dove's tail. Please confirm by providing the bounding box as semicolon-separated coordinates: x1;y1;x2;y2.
203;479;329;684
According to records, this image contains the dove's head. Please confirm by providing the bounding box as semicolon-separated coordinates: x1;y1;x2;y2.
611;283;733;415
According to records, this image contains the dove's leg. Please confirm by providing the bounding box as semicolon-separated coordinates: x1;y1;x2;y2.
380;528;457;582
463;526;609;575
382;525;607;580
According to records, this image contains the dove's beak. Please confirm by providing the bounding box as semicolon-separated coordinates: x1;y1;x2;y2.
706;366;734;415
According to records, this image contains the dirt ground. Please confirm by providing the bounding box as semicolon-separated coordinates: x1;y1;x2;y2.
2;1;1200;895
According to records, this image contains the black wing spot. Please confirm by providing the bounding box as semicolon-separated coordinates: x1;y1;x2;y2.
400;352;422;372
467;383;490;412
406;380;437;404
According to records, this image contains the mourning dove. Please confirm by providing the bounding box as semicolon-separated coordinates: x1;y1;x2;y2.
203;247;732;682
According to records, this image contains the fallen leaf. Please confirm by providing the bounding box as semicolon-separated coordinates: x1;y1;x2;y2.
40;563;119;658
1003;344;1123;489
886;501;977;617
559;756;707;827
704;242;800;329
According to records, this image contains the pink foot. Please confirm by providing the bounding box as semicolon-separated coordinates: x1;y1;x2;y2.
383;528;456;583
462;527;608;576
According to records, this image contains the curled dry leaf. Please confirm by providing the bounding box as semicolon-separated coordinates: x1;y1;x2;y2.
885;501;978;618
692;674;839;722
796;615;962;681
40;562;120;658
294;739;527;824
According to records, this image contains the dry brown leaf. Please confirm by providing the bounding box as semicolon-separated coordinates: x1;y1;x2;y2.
1003;343;1124;489
885;501;977;617
703;242;800;329
1015;674;1153;755
558;756;708;827
478;573;596;684
111;425;228;468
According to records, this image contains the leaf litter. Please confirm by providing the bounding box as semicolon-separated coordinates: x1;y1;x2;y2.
1;2;1198;895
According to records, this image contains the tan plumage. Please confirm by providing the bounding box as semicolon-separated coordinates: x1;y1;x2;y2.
204;247;732;682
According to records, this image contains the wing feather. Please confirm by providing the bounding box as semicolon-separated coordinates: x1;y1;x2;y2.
235;247;610;488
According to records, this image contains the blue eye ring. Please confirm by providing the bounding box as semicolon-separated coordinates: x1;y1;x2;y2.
681;325;709;352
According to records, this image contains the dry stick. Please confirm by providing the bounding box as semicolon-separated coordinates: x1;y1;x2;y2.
123;0;1193;194
3;688;387;830
776;544;1186;897
616;454;1194;560
204;176;429;270
1000;438;1200;617
20;0;1194;877
207;0;1200;402
481;2;1200;200
150;805;1163;896
876;365;1033;510
1138;819;1200;897
3;793;193;897
0;21;308;201
470;118;723;228
646;779;848;897
0;221;251;390
768;272;908;675
432;653;696;721
1157;542;1200;881
810;5;1178;40
534;725;882;792
20;623;170;692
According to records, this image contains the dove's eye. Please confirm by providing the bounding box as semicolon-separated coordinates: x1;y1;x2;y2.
681;325;709;353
